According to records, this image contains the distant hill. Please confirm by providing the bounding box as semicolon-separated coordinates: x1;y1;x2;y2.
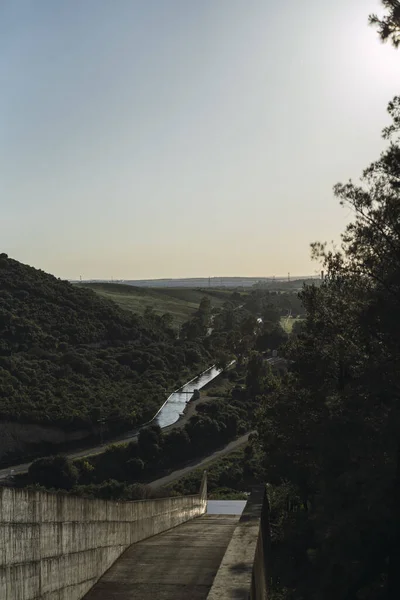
77;282;230;326
0;254;210;450
78;276;320;290
119;277;276;288
251;278;322;292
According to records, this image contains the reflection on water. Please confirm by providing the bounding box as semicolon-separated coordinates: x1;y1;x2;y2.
155;366;222;429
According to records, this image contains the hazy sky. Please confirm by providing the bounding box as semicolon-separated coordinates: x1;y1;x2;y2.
1;0;400;280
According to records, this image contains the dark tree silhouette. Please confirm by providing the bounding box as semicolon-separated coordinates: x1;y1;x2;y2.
257;97;400;599
370;0;400;47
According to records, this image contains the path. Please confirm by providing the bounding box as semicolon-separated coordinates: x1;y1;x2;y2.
0;395;223;480
83;514;239;600
0;355;281;479
148;432;251;489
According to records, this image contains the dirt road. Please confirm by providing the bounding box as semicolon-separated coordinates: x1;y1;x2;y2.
148;432;252;489
0;394;224;480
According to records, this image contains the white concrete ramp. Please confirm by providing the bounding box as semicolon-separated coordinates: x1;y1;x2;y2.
83;515;239;600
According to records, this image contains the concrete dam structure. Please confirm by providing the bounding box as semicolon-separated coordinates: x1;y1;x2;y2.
0;473;270;599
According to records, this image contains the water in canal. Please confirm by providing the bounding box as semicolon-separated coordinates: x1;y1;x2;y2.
155;365;222;429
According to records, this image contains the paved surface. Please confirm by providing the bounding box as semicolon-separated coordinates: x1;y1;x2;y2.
207;486;266;600
83;515;239;600
0;390;218;480
148;432;252;489
0;356;280;480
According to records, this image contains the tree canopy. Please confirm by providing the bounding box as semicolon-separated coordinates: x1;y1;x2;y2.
0;255;211;442
370;0;400;47
257;97;400;599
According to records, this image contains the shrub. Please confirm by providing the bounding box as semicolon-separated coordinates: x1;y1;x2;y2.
28;455;79;490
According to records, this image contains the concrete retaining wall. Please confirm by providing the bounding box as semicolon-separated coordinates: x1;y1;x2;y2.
207;485;270;600
250;487;271;600
0;473;207;600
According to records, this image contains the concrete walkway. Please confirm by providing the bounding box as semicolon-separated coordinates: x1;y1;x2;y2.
83;514;239;600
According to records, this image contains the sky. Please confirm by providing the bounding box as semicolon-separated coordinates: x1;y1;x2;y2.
1;0;400;280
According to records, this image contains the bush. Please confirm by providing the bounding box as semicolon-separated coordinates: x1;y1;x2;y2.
28;455;79;490
127;458;145;479
95;479;130;500
138;425;163;461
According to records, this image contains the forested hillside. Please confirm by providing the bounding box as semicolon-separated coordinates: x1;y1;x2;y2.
0;254;210;430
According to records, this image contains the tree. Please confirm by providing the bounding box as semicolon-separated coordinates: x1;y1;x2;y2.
181;317;206;341
261;303;280;326
257;98;400;598
96;479;130;500
231;291;241;303
75;459;94;485
198;296;211;321
291;318;305;337
255;324;287;352
28;455;79;490
215;351;232;370
138;425;163;462
240;315;258;337
96;444;127;481
185;415;221;452
144;306;156;320
160;312;174;330
370;0;400;47
215;304;237;332
127;458;145;480
245;353;274;398
163;429;191;464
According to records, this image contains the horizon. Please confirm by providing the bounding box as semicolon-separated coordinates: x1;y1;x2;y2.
2;1;399;279
73;274;319;283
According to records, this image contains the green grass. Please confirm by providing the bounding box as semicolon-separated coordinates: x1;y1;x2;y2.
77;283;227;327
280;316;304;333
165;449;248;499
164;444;264;499
280;316;293;333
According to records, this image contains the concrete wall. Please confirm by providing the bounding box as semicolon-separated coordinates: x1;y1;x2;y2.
250;487;271;600
0;473;207;600
207;485;270;600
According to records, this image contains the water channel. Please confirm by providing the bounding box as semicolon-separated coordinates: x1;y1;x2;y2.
155;365;223;429
0;364;225;478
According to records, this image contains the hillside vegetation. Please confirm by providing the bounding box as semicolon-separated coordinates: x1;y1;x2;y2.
78;282;228;326
166;446;262;500
24;362;260;498
0;254;210;433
